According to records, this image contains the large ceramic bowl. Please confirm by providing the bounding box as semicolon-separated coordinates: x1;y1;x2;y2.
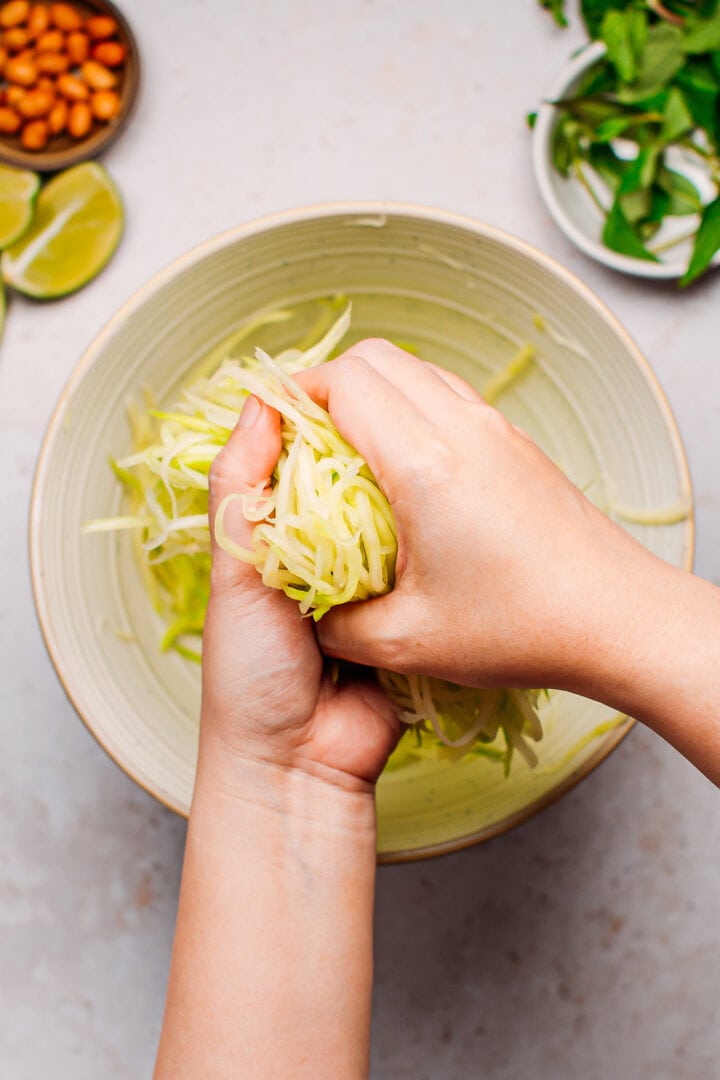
30;203;693;861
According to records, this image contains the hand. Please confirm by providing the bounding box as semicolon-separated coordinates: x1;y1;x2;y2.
157;397;390;1080
201;393;400;789
295;338;664;694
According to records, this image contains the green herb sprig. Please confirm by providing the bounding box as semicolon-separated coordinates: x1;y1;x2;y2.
538;0;720;284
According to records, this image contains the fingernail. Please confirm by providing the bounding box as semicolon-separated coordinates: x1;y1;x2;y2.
239;395;261;429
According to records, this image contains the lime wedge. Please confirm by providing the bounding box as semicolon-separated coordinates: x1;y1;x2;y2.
1;162;124;299
0;164;40;250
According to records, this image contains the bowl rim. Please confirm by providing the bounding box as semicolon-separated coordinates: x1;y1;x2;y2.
28;200;695;862
532;39;720;280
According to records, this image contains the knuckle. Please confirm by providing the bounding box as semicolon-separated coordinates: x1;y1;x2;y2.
373;634;412;675
352;336;393;358
377;632;423;677
331;352;372;382
207;449;226;495
207;445;240;502
334;338;394;372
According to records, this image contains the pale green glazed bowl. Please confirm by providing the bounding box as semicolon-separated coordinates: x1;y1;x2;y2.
30;203;693;862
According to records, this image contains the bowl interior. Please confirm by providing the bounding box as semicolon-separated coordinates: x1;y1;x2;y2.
31;206;692;861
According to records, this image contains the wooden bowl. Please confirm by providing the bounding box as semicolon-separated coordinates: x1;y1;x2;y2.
0;0;140;173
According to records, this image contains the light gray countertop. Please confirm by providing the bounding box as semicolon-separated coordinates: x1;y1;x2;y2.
2;3;718;1077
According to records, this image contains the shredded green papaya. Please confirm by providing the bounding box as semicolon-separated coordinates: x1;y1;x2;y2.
83;301;545;771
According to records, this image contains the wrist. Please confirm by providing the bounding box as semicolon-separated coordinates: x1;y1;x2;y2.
194;726;378;837
553;534;694;719
159;717;378;1080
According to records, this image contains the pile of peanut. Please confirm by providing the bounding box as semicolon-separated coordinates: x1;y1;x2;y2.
0;2;127;152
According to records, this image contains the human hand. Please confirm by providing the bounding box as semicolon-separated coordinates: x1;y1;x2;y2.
296;339;658;695
201;393;400;790
160;396;392;1080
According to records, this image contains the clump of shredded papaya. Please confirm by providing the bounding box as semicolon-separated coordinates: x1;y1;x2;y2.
83;301;544;770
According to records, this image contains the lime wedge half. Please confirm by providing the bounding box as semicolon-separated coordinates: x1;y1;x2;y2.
0;164;40;250
2;162;124;299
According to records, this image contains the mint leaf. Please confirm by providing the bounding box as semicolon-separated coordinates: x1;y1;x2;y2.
680;195;720;285
656;165;703;215
682;10;720;55
601;8;646;83
589;143;633;192
577;59;618;97
645;186;671;225
617;24;684;104
660;86;694;142
595;113;657;141
552;116;580;176
676;59;720;144
557;95;628;125
603;198;660;261
581;0;631;40
620;186;652;224
618;143;661;194
615;144;660;224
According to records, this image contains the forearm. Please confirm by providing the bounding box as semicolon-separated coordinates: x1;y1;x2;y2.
154;738;378;1080
560;538;720;785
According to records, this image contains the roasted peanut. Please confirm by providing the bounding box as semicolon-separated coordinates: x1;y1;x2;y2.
0;1;29;29
57;71;87;99
85;14;117;40
91;39;125;67
91;87;119;121
4;54;36;83
0;2;130;150
27;3;49;38
0;104;20;131
47;95;66;132
36;28;64;51
36;50;68;74
67;98;90;137
6;82;24;105
81;58;115;89
49;3;81;31
65;28;87;64
21;116;48;148
3;25;28;49
17;85;53;117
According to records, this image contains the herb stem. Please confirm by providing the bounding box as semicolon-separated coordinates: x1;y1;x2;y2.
649;229;696;255
645;0;685;26
678;140;720;176
572;159;607;215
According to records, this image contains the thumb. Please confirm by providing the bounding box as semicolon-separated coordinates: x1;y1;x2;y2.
208;396;281;589
315;591;409;672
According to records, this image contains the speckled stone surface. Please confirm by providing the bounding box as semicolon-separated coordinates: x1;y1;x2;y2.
1;3;718;1077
